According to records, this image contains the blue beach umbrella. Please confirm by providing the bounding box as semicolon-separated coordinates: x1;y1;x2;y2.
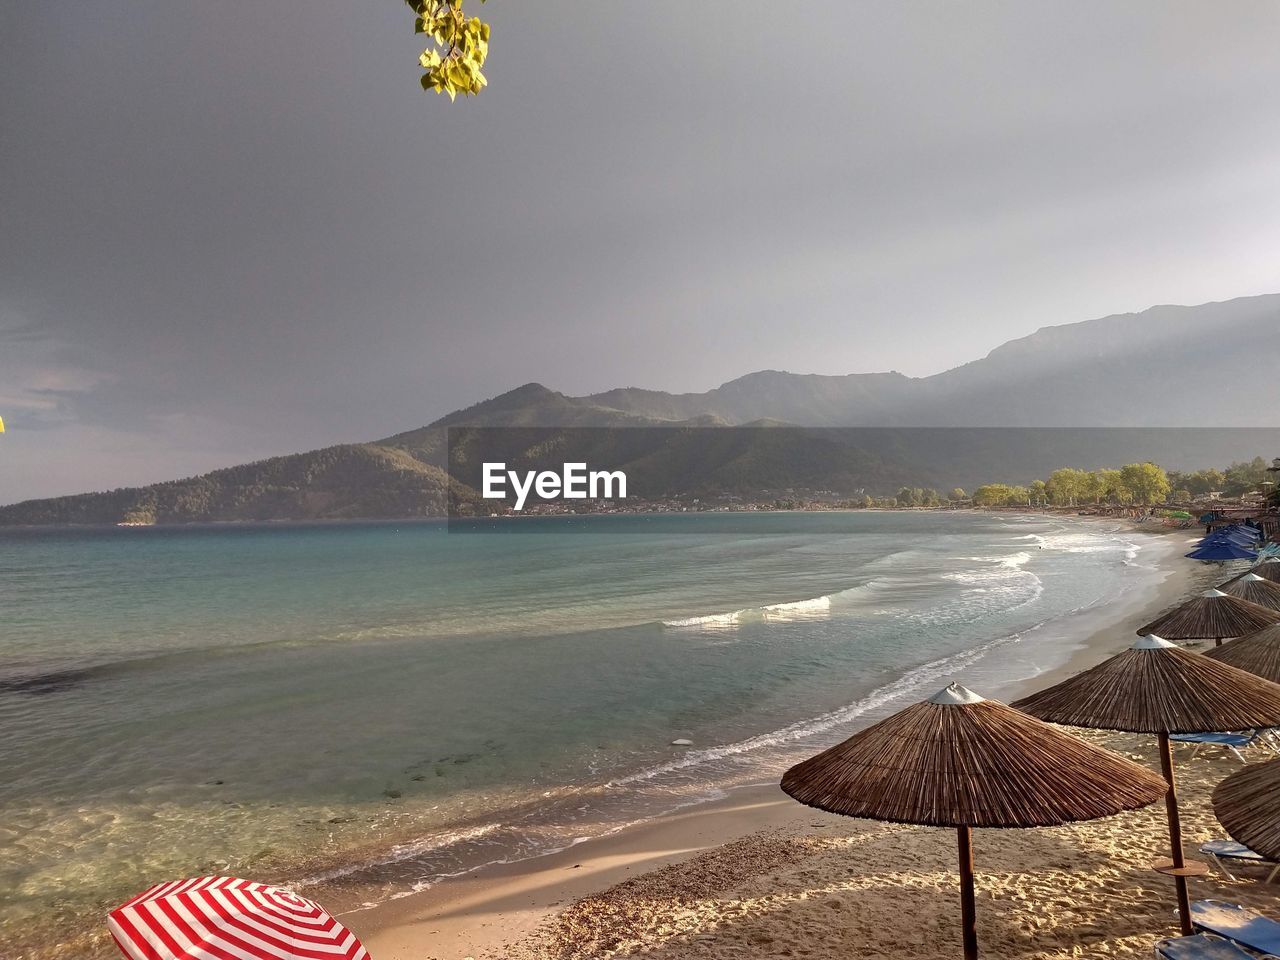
1212;528;1252;539
1197;536;1257;551
1219;525;1261;541
1207;531;1260;548
1197;537;1249;552
1188;541;1259;562
1203;526;1260;543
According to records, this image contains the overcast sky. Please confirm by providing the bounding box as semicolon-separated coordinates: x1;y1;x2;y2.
3;1;1280;502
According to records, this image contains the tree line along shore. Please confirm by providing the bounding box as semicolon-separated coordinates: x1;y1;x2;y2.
879;456;1274;510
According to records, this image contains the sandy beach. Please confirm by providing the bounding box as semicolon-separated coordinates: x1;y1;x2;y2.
345;524;1280;960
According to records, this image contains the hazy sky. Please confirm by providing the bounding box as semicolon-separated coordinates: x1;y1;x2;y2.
4;1;1280;502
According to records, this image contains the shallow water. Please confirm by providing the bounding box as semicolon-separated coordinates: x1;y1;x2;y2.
0;512;1172;945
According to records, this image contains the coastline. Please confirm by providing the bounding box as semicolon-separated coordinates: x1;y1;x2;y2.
346;521;1217;959
0;504;1184;531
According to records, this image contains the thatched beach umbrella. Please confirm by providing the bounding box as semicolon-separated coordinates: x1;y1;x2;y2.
1204;622;1280;684
1212;758;1280;863
1219;573;1280;613
780;683;1167;959
1014;636;1280;935
1136;589;1280;647
1248;557;1280;584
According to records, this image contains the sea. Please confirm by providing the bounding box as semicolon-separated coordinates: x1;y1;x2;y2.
0;511;1180;951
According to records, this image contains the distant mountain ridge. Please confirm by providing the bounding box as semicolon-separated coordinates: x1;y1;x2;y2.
567;294;1280;427
0;445;475;526
3;293;1279;524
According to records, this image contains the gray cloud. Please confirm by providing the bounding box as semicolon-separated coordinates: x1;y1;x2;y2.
3;1;1280;502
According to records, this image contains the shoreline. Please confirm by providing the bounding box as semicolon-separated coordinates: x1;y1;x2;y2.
0;504;1194;532
345;521;1211;959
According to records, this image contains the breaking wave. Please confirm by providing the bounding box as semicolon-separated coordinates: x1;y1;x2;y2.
662;592;836;629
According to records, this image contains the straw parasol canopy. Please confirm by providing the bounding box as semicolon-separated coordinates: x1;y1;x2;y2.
1249;557;1280;584
1013;634;1280;734
1219;573;1280;613
1014;635;1280;935
1204;623;1280;684
1136;589;1280;646
782;683;1166;958
781;683;1166;827
1212;758;1280;863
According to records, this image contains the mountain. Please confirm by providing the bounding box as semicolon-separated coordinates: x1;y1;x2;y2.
0;444;476;526
580;294;1280;426
378;383;693;463
2;294;1278;525
586;371;918;426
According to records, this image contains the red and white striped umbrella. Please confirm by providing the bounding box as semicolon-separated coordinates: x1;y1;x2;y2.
108;876;369;960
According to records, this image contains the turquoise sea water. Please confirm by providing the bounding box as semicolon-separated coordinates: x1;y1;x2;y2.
0;512;1176;949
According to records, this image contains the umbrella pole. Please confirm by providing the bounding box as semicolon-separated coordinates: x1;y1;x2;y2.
1158;733;1193;936
957;825;978;960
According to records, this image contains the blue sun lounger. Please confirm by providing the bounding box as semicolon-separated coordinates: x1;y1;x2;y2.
1170;731;1271;762
1155;933;1256;959
1200;840;1280;883
1192;900;1280;956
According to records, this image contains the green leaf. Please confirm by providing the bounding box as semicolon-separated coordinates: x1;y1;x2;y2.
409;0;490;99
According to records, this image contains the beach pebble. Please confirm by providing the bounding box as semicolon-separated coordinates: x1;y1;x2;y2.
671;738;693;746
